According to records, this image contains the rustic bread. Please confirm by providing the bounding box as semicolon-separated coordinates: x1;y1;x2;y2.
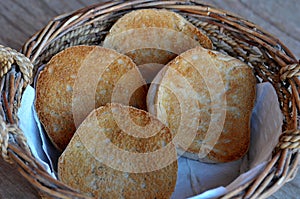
58;103;178;198
103;9;212;83
35;46;147;151
147;46;256;163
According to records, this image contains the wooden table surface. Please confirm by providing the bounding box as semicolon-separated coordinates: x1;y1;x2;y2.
0;0;299;198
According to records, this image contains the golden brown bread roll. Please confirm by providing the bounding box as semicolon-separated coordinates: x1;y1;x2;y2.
147;46;256;163
103;9;212;83
58;103;178;198
35;46;147;151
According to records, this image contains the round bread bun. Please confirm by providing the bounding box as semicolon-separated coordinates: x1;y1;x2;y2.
103;9;212;83
147;46;256;163
35;46;147;151
58;103;178;198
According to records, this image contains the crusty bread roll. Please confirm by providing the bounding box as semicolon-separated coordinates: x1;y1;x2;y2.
147;46;256;163
58;103;178;198
35;46;147;151
103;9;212;83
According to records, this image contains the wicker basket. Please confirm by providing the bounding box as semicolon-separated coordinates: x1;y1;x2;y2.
0;0;299;198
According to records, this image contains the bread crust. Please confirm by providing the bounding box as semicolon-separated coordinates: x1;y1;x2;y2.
147;46;256;163
35;46;147;151
58;103;178;198
103;9;212;82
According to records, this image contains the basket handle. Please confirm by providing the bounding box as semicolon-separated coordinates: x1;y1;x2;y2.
279;62;300;81
278;129;300;150
0;45;33;84
0;45;33;162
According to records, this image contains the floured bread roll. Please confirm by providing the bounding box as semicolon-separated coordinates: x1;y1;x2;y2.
147;46;256;163
103;9;212;83
58;103;178;198
35;46;147;151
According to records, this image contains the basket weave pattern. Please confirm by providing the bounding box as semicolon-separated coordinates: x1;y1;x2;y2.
0;1;299;198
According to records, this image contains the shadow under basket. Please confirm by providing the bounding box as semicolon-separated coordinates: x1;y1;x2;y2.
0;0;299;198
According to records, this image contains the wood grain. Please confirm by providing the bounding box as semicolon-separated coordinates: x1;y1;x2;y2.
205;0;300;58
0;0;299;198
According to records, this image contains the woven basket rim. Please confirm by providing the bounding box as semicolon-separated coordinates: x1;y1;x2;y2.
0;0;299;198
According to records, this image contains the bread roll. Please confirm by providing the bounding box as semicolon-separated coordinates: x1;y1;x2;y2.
147;46;256;163
35;46;147;151
58;103;178;198
103;9;212;83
